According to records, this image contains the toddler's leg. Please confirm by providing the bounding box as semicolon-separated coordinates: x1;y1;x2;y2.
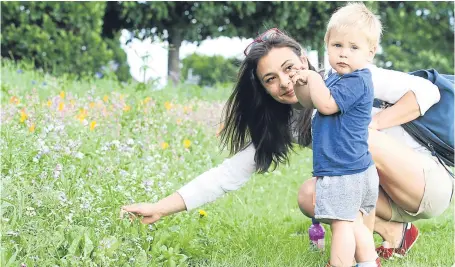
354;211;379;266
330;220;355;267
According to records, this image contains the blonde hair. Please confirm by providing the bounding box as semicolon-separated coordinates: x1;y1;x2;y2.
324;2;383;48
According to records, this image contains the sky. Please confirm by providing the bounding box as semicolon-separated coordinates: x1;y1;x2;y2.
119;30;320;88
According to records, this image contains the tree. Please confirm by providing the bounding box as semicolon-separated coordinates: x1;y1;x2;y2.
102;1;339;84
0;2;124;79
375;1;454;73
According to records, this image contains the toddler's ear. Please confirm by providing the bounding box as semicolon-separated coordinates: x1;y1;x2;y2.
368;46;378;61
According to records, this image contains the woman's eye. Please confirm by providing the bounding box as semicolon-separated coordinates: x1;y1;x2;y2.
285;65;293;71
352;46;358;50
334;44;341;47
266;77;275;83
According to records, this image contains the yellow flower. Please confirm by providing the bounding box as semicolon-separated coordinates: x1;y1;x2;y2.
164;101;172;110
47;100;52;107
123;105;131;112
58;102;64;111
89;121;96;131
29;123;35;133
89;102;95;109
103;95;109;102
144;97;151;104
161;142;169;150
176;118;182;125
199;210;207;218
183;139;191;149
60;91;65;99
77;108;87;122
19;110;27;123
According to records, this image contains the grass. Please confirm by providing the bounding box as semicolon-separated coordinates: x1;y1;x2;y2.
1;61;453;267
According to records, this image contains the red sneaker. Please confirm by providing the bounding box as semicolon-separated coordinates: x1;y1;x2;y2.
376;223;420;260
393;223;419;257
376;244;394;260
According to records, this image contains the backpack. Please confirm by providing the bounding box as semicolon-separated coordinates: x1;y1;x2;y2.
373;69;454;173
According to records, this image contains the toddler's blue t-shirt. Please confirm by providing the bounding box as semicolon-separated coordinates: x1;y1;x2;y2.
312;68;374;177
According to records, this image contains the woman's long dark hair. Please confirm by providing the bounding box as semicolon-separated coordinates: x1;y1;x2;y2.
219;33;316;173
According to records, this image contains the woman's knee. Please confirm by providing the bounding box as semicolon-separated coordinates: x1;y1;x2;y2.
297;178;316;218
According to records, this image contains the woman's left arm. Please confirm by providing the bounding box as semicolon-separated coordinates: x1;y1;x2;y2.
369;91;420;130
369;66;441;130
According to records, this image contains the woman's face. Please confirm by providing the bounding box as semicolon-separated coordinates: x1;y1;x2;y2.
256;47;309;104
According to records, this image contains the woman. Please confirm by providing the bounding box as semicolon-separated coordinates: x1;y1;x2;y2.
121;29;453;260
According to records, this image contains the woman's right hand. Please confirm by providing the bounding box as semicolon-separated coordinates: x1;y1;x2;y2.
120;202;164;224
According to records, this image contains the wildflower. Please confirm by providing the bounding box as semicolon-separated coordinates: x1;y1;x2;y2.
161;142;169;150
77;109;87;122
10;96;20;105
60;91;65;99
144;97;151;104
70;99;75;106
20;110;27;123
47;100;52;107
183;106;192;114
176;118;182;125
123;105;131;112
58;102;64;111
103;95;109;102
199;210;207;218
90;121;97;131
17;69;23;74
89;102;95;109
164;101;172;110
183;139;191;149
29;123;35;133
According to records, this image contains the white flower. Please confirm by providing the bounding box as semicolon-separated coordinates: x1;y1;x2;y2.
75;152;84;159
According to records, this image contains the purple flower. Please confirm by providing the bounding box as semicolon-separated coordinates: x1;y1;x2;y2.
95;72;103;79
17;69;23;74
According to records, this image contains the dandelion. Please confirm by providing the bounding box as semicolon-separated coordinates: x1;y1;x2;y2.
103;95;109;102
161;142;169;150
183;139;191;149
58;102;64;111
123;105;131;112
199;209;207;218
60;91;65;99
47;100;52;107
90;121;97;131
29;123;35;133
20;109;27;123
164;101;172;110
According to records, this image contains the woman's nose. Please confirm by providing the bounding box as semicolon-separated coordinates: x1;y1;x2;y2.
279;73;290;88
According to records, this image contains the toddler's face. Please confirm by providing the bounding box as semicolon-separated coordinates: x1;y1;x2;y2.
327;30;375;75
